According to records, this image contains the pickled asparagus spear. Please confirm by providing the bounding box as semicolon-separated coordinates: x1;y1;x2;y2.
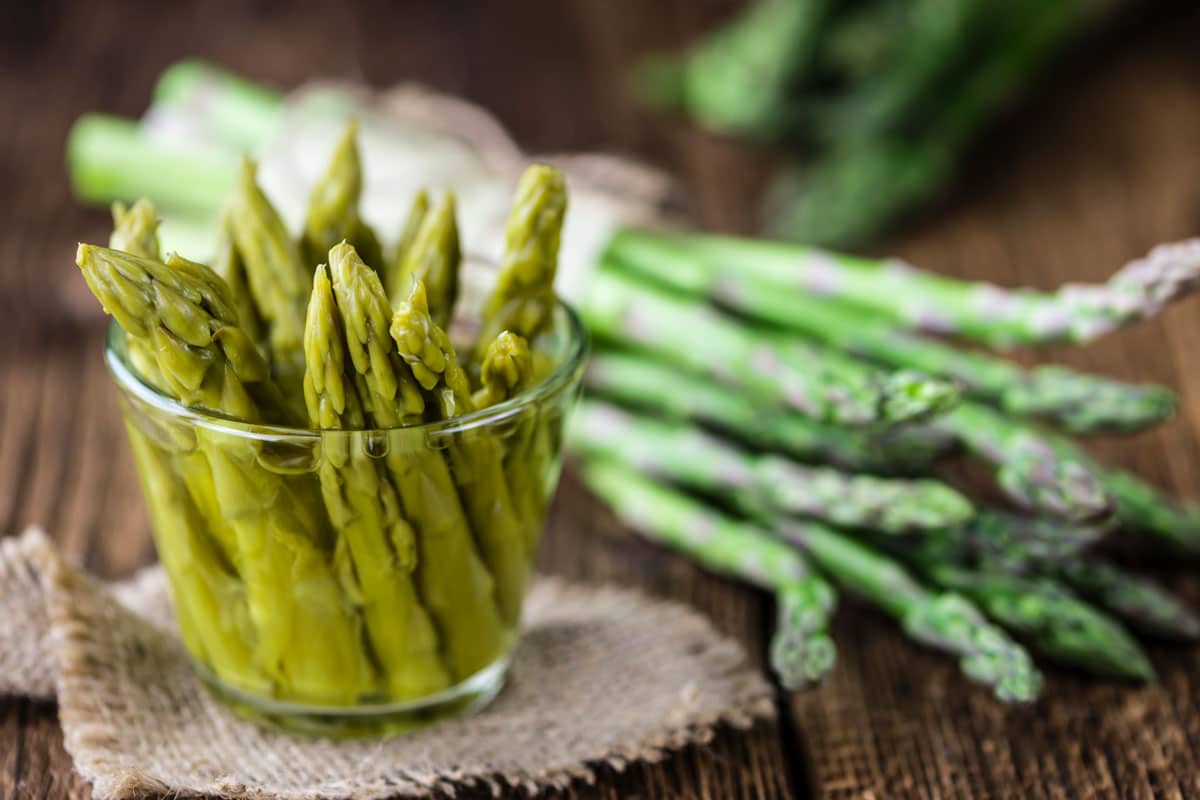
584;267;959;426
475;164;568;361
580;459;837;690
584;350;956;474
301;118;383;271
227;158;310;401
211;208;265;346
109;200;167;389
391;281;530;624
474;331;555;555
569;401;973;534
328;243;505;678
303;265;450;698
383;189;429;301
78;243;376;704
389;191;460;326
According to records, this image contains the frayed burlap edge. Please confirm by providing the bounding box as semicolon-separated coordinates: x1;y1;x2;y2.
2;528;775;799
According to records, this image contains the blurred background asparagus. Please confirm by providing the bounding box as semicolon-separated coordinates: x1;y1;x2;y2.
65;61;1200;703
636;0;1122;247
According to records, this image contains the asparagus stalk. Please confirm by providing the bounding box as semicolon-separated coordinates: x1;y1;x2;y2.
636;0;830;138
605;231;1177;433
227;158;310;405
635;230;1200;349
774;518;1041;703
934;402;1113;522
391;280;531;625
303;265;451;699
579;459;837;690
210;208;266;347
583;266;959;426
475;164;568;362
383;189;430;304
1055;560;1200;641
327;243;506;679
109;200;169;390
79;243;376;704
585;350;956;474
301;118;384;272
569;400;974;535
389;191;461;326
917;564;1154;681
1048;436;1200;554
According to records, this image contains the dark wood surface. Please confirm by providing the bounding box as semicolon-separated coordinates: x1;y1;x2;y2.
2;1;1200;798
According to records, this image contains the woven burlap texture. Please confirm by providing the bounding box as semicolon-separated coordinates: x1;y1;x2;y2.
0;528;774;799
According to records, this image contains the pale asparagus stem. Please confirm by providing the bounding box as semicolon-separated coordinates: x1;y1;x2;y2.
917;564;1155;681
583;267;959;426
328;243;505;679
605;230;1178;433
303;265;450;698
626;229;1200;348
391;280;531;625
474;164;568;362
580;459;837;689
569;401;974;535
584;351;956;475
933;402;1113;523
383;189;429;302
774;518;1042;703
227;158;310;404
78;243;376;704
302;118;383;271
473;332;549;555
389;191;461;327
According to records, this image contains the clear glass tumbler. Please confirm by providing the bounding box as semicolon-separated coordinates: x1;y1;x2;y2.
105;301;587;736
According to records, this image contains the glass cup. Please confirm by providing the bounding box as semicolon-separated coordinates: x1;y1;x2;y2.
105;300;587;736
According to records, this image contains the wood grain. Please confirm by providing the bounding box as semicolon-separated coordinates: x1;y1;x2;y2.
1;1;1199;798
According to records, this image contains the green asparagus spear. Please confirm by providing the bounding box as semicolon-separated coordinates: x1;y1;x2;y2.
1055;559;1200;641
388;191;461;326
647;230;1200;348
227;158;310;403
79;243;376;704
391;280;531;625
934;402;1113;522
775;517;1041;703
917;564;1154;681
303;265;451;699
605;230;1177;433
383;189;430;302
302;118;384;271
580;459;836;690
474;330;533;410
1047;436;1200;554
584;266;959;426
328;243;506;678
584;350;956;474
636;0;830;138
569;400;973;535
475;164;568;361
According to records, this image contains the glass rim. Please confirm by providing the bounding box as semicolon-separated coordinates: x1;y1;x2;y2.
105;298;589;440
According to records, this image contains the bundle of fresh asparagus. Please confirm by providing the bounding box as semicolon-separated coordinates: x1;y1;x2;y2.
78;125;578;718
66;63;1200;703
637;0;1120;246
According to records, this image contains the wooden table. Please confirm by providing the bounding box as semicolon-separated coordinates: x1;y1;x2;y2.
3;2;1200;797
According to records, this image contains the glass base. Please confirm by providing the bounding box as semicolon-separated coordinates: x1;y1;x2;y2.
196;657;509;738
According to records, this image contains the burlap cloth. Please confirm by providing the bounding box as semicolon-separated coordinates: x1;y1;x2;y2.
0;528;774;798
